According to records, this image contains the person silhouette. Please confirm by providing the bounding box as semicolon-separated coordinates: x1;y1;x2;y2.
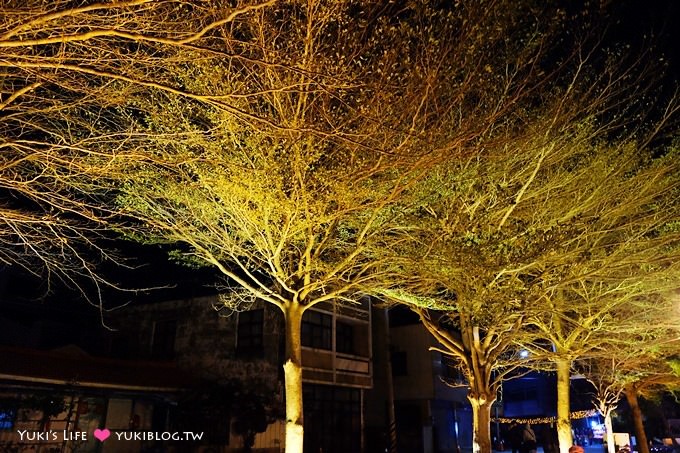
521;423;537;453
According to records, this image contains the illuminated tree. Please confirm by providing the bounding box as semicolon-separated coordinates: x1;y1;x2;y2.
521;154;680;453
583;348;680;453
578;327;680;453
2;1;474;450
622;353;680;453
584;357;624;453
3;2;554;451
11;2;592;452
4;2;678;453
375;139;561;453
0;46;108;291
1;0;281;289
378;97;680;453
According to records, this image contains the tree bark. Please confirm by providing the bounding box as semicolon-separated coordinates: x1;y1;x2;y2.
555;358;573;453
469;395;493;453
604;410;615;453
283;304;304;453
625;385;649;453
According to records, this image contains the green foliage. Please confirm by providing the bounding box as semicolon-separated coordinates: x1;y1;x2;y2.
670;358;680;378
375;104;680;412
108;0;546;308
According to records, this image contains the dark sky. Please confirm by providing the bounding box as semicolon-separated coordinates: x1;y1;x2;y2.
0;242;218;305
605;0;680;79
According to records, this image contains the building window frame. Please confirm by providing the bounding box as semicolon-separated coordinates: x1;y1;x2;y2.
303;384;361;453
301;310;332;350
151;319;177;360
236;309;264;358
335;320;355;355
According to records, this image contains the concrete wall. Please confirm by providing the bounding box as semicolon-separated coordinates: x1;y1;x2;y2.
115;296;281;386
391;323;436;400
116;295;372;388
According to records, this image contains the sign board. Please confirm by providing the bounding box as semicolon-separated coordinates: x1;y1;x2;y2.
613;433;631;449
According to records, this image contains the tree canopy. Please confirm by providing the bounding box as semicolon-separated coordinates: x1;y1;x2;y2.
2;2;680;453
376;72;680;452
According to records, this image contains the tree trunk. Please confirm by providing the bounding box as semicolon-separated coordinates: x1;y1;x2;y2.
555;358;573;453
283;304;304;453
625;385;649;453
469;396;493;453
604;409;615;453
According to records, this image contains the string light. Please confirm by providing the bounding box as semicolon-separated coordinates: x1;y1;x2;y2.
493;409;598;424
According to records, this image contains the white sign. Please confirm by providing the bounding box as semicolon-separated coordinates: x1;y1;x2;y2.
613;433;631;449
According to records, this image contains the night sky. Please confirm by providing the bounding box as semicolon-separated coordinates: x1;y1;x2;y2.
607;0;680;79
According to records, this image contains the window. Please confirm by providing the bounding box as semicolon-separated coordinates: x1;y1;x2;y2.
0;408;15;430
505;387;538;402
303;384;361;453
391;350;407;377
151;319;176;360
336;321;354;354
301;311;332;350
237;309;264;358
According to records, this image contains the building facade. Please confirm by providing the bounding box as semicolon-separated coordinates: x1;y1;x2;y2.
0;344;197;453
365;307;473;453
112;294;373;453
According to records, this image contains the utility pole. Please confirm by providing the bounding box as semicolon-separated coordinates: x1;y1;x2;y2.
384;308;398;453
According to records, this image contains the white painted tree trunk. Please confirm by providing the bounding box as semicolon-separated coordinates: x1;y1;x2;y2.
469;396;493;453
555;358;573;453
283;304;304;453
604;410;615;453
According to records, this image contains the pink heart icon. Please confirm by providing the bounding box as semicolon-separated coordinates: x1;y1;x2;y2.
93;428;111;442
